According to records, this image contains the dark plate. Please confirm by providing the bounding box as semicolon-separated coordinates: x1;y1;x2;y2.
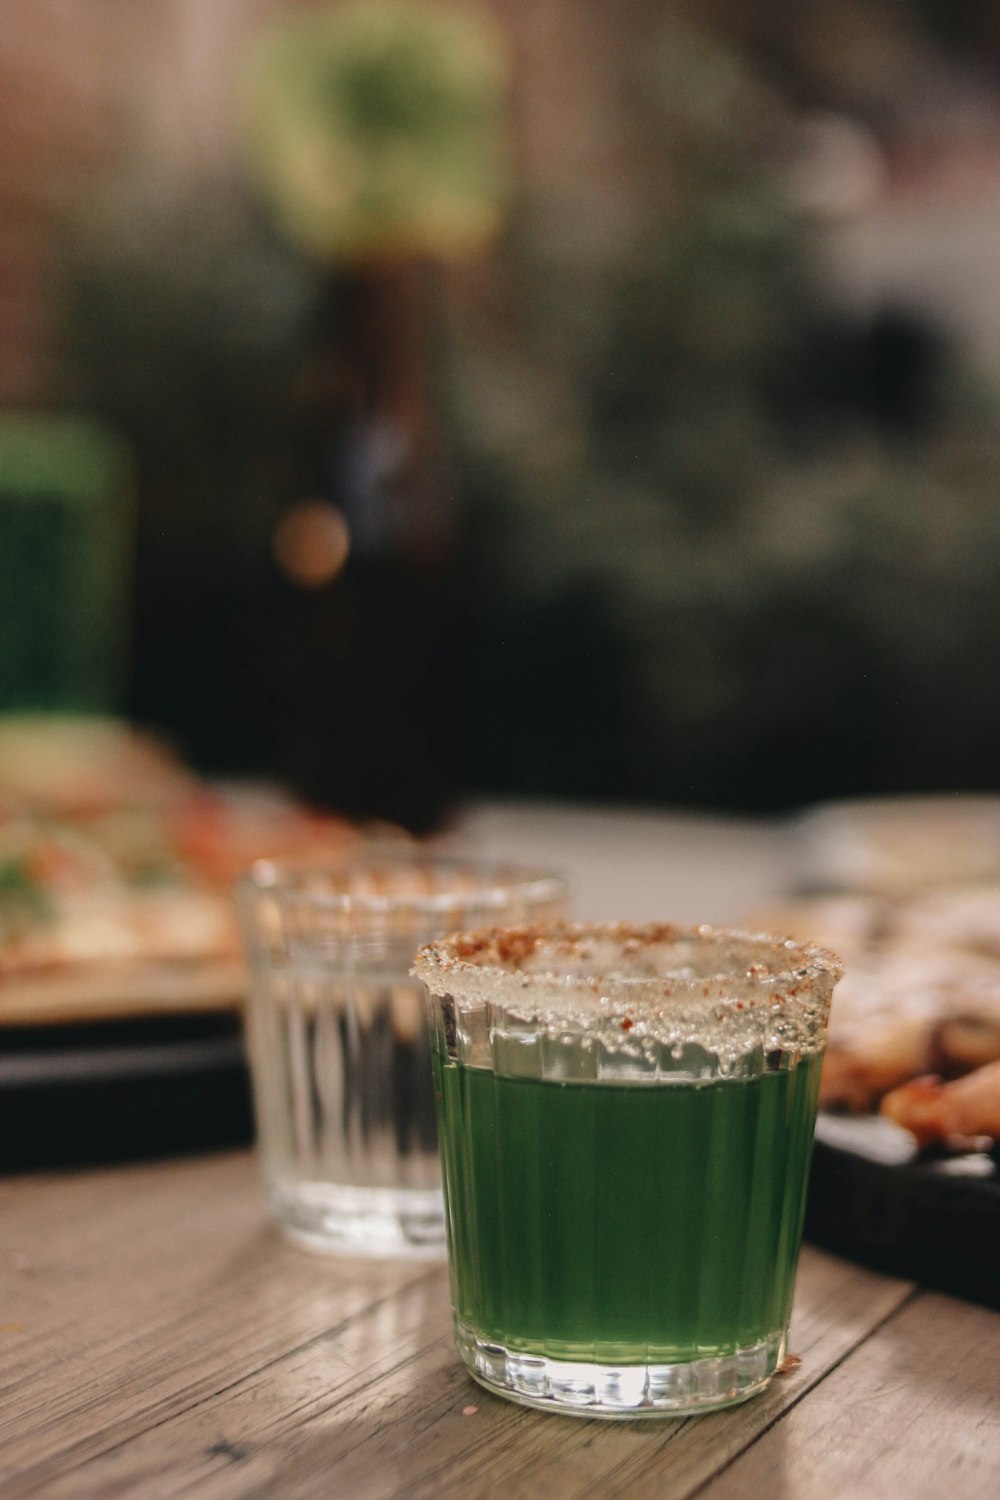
806;1113;1000;1309
0;1013;254;1172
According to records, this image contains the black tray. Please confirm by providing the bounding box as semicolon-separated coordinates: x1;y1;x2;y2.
0;1013;254;1173
805;1113;1000;1309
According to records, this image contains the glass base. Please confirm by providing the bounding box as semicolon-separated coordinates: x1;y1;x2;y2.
268;1181;446;1259
456;1319;786;1418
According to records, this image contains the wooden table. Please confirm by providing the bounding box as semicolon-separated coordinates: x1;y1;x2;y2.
2;1152;998;1500
3;803;999;1498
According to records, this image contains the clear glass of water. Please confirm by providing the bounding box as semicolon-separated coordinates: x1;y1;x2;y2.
236;856;568;1256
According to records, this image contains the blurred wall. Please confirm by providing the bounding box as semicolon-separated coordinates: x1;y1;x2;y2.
5;1;1000;825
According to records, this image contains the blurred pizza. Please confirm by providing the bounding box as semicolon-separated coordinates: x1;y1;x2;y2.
0;716;362;1024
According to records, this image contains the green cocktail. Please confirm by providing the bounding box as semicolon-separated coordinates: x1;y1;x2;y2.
415;922;842;1418
436;1057;822;1363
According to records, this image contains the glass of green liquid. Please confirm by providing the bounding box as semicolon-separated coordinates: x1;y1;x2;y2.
413;921;843;1418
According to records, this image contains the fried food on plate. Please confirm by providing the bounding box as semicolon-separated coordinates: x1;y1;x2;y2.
880;1059;1000;1149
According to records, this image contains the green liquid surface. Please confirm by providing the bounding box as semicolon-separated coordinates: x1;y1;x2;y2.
435;1055;822;1364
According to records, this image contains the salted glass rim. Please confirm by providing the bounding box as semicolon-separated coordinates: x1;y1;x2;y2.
412;920;845;1007
236;854;569;917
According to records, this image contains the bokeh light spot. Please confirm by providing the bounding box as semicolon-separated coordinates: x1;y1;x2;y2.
273;499;351;588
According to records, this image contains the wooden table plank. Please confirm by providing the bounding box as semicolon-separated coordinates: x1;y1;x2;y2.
1;1148;920;1500
1;1154;264;1403
700;1290;1000;1500
0;1154;437;1491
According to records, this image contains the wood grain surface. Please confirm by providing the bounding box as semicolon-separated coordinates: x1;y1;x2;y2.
3;1151;997;1500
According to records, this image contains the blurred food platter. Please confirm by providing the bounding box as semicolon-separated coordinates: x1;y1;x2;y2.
0;715;359;1028
0;715;360;1168
756;795;1000;1307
